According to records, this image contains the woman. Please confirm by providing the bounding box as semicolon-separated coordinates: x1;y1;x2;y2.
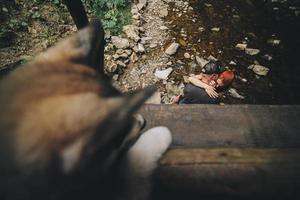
172;64;235;104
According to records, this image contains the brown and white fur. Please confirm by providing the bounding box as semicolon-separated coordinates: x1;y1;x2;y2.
0;20;172;200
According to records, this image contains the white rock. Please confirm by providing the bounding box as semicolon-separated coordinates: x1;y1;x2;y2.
137;0;147;10
196;56;208;67
130;52;138;63
2;7;8;12
133;43;145;53
248;64;270;76
111;36;130;49
165;42;179;55
149;43;157;48
184;52;191;59
146;92;161;104
228;88;245;99
207;55;218;61
154;68;173;80
235;43;247;50
116;60;126;68
229;61;237;65
262;54;273;61
211;27;220;32
159;26;168;30
159;8;169;17
245;48;260;55
267;39;280;45
123;25;140;42
198;27;205;32
106;62;118;73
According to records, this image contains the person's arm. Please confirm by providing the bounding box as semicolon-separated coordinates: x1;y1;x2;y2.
188;77;219;98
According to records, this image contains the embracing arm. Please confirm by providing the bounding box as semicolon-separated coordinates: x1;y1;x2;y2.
188;76;219;98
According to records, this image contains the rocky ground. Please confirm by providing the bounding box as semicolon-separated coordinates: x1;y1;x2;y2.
104;0;300;104
1;0;300;104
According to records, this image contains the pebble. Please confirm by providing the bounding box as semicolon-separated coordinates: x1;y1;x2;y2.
248;64;270;76
165;42;180;55
245;48;260;55
211;27;220;32
159;26;168;30
184;52;191;59
196;56;208;67
154;68;173;80
228;88;245;99
235;43;247;50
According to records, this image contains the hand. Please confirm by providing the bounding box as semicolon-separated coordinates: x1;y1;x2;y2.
205;88;219;98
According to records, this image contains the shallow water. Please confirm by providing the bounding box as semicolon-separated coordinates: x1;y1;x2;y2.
166;0;300;104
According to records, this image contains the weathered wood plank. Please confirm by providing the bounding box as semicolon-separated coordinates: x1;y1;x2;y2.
140;105;300;148
154;148;300;200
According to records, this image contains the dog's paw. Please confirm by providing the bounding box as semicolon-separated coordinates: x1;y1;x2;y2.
127;126;172;176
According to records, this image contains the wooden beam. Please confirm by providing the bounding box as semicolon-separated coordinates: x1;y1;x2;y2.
63;0;89;29
154;148;300;199
140;104;300;148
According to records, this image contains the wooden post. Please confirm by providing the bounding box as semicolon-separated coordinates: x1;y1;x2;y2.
63;0;89;29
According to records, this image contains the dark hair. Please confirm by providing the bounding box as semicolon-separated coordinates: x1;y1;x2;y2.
202;60;224;74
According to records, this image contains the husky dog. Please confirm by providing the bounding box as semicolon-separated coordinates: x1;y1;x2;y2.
0;20;172;200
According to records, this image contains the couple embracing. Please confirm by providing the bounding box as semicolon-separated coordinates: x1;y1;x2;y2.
172;61;235;104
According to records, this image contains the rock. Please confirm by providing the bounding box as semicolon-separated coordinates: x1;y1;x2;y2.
119;53;129;59
133;43;145;53
132;14;140;20
207;55;218;61
123;25;140;42
184;52;191;59
112;54;120;60
116;60;126;68
211;27;220;32
131;6;139;15
2;7;8;12
228;88;245;99
124;49;132;55
137;0;147;10
154;68;173;80
116;49;125;55
146;92;161;104
160;26;168;30
195;56;208;67
245;48;260;55
248;64;270;76
106;62;118;73
262;54;272;61
198;27;205;32
149;43;157;48
159;8;169;17
267;39;280;45
165;42;179;55
167;61;172;66
130;52;138;63
141;37;152;44
112;74;119;81
229;61;237;65
111;36;130;49
235;43;247;50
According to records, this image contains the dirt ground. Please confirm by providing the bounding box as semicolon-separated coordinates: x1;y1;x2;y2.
1;0;300;104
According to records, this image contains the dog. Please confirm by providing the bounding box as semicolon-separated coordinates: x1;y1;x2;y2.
0;20;172;200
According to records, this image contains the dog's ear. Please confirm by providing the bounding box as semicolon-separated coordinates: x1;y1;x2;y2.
34;20;105;73
72;86;156;171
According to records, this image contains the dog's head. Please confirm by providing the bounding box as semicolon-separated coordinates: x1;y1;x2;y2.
0;20;154;194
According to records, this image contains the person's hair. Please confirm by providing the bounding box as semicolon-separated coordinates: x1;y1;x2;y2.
218;70;235;88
